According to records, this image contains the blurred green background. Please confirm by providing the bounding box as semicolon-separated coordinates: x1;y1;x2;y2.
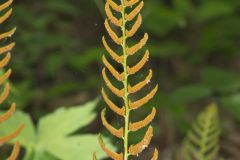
0;0;240;159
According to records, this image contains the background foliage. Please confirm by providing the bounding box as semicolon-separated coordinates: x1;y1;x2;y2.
0;0;239;159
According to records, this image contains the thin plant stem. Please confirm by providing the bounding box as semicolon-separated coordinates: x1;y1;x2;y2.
120;0;130;159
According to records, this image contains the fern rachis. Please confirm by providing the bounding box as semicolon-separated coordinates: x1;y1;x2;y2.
97;0;159;159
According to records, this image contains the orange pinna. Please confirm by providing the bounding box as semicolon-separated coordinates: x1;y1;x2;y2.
97;0;158;159
0;0;24;159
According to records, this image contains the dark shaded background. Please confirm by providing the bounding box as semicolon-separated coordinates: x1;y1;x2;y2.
1;0;240;159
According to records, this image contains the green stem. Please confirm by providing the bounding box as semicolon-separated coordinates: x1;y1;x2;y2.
120;0;129;160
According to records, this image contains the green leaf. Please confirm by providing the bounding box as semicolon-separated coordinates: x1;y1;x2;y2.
149;41;188;58
198;17;240;54
46;135;114;160
45;53;64;76
144;1;186;35
67;47;102;71
46;0;78;16
1;99;114;160
170;84;212;103
33;150;58;160
38;99;98;140
194;1;233;22
0;110;36;148
201;68;240;93
173;0;193;15
220;94;240;121
35;98;114;159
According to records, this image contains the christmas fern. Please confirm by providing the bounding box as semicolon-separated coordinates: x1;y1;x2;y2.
182;103;221;160
97;0;158;159
0;0;24;159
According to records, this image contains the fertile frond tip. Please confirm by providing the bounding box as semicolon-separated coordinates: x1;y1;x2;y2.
206;102;218;115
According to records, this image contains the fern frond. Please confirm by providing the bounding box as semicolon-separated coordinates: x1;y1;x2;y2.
0;27;16;40
0;43;15;54
105;2;122;27
102;68;124;97
101;108;124;138
0;69;11;84
0;53;11;68
126;14;142;38
102;36;123;64
127;50;149;75
102;88;125;116
182;103;221;160
0;0;24;159
124;0;139;7
0;0;13;11
128;69;152;94
107;0;122;12
7;142;20;160
103;55;124;81
99;135;123;160
125;1;144;21
99;0;158;159
104;19;123;45
126;33;148;56
151;148;158;160
0;124;24;144
0;83;10;104
0;103;15;123
0;8;12;24
129;85;158;110
129;107;156;132
128;126;153;155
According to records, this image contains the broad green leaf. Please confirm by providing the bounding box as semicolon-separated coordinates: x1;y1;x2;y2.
67;47;103;71
198;17;240;54
1;98;112;160
33;149;58;160
46;135;114;160
173;0;193;15
220;94;240;121
194;1;233;22
46;1;78;16
45;53;64;77
201;68;240;93
144;1;186;36
47;81;81;98
149;41;188;58
38;99;98;140
170;84;212;103
0;110;36;148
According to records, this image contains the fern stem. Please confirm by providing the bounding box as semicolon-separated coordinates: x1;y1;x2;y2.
120;0;130;159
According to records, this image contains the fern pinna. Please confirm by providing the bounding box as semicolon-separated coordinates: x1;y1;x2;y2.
0;0;24;159
182;103;221;160
98;0;158;159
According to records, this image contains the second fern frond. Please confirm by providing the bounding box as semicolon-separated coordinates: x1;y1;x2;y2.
182;103;221;160
98;0;158;159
